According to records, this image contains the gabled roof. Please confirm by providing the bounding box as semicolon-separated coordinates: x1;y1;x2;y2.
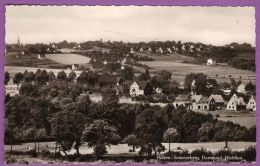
209;95;224;103
174;94;189;102
191;95;203;103
130;80;152;90
200;96;211;104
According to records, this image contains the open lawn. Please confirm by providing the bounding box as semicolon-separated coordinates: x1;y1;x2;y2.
194;109;256;128
5;142;255;155
45;54;91;65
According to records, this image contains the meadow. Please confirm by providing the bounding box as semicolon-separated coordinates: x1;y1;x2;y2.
45;54;91;65
5;142;256;155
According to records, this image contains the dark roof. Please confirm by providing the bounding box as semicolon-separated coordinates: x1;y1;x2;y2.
138;81;149;90
98;75;122;83
200;96;211;104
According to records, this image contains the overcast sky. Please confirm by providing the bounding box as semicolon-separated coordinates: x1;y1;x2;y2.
5;6;255;46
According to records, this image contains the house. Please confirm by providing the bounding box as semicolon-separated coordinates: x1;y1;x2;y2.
207;59;216;66
173;95;192;109
226;94;246;111
103;60;108;65
156;47;163;54
129;80;153;97
237;83;246;93
191;95;203;109
182;45;186;51
130;48;135;54
97;75;123;87
139;48;144;52
246;95;256;111
38;54;46;60
72;64;79;70
200;96;216;111
148;47;153;53
167;48;172;53
209;95;225;110
5;79;21;97
190;95;215;111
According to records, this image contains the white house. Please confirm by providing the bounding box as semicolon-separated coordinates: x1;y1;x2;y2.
103;60;108;65
130;48;135;54
148;47;152;53
139;47;144;52
38;54;46;60
226;94;246;111
207;59;216;66
246;95;256;111
72;64;79;70
5;79;21;97
173;95;191;109
191;95;203;109
157;47;163;54
167;48;172;53
129;80;153;97
237;83;246;93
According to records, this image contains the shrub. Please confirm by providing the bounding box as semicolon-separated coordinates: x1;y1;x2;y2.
191;148;213;157
242;146;256;162
18;159;29;164
5;155;17;164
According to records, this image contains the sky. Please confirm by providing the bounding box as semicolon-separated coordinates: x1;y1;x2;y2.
5;6;255;46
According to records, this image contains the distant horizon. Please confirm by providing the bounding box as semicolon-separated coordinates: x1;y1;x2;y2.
5;39;255;47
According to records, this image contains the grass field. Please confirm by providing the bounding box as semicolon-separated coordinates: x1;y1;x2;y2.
194;109;256;128
45;54;91;65
5;142;256;155
136;52;196;62
141;61;255;84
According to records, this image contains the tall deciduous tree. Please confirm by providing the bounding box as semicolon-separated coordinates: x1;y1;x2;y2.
163;127;180;153
81;120;121;157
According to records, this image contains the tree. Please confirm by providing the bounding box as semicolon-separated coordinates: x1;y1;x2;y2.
163;127;180;153
160;70;172;82
13;72;24;85
120;65;134;80
48;71;56;81
245;81;255;92
24;71;35;82
57;71;67;81
101;88;119;106
68;71;77;82
81;120;121;157
5;71;10;85
51;111;85;156
124;134;138;152
19;83;39;97
138;69;150;81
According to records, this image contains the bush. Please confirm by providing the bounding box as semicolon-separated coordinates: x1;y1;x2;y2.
18;159;29;164
191;148;213;157
242;146;256;161
5;155;17;164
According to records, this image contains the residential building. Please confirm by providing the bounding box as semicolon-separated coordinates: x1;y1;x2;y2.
191;95;203;109
226;94;246;111
173;95;192;109
237;83;246;93
129;80;153;97
246;95;256;111
209;95;225;110
207;59;216;66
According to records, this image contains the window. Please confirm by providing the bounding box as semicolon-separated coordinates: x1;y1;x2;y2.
253;106;255;108
232;106;234;109
204;106;207;109
198;106;201;109
176;104;178;107
229;106;231;109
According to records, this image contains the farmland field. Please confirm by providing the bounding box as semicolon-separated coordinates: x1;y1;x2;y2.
46;54;91;65
136;52;196;62
141;61;255;84
4;142;255;155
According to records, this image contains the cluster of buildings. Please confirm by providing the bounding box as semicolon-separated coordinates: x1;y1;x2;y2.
5;68;256;112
